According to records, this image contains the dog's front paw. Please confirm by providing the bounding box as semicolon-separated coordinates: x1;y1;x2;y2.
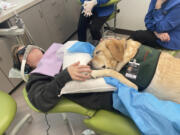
91;70;99;79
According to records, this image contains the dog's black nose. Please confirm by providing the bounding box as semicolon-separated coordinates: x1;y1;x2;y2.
88;61;92;67
88;61;95;69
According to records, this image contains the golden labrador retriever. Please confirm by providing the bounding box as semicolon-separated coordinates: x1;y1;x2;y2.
91;38;180;104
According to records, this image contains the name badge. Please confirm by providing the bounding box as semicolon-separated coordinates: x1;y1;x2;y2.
125;59;140;80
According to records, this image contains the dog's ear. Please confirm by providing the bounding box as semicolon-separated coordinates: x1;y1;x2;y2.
105;39;125;62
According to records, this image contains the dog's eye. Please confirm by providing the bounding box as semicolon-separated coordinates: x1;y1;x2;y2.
95;51;101;55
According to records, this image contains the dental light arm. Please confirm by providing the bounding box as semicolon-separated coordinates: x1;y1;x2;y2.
0;12;25;36
0;26;24;36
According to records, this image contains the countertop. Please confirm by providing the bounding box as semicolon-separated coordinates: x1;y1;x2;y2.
0;0;42;23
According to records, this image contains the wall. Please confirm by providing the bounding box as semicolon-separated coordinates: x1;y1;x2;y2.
116;0;151;31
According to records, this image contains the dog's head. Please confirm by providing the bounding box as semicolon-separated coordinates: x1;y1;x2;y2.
90;38;126;70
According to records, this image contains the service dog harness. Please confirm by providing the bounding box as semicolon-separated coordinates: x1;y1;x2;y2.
120;45;161;91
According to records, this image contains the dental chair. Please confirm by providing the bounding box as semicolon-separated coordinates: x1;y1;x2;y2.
19;42;140;135
0;90;32;135
23;88;140;135
0;90;16;135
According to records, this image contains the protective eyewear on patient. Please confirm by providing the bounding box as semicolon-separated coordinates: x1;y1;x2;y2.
20;45;44;82
17;46;27;56
14;46;27;70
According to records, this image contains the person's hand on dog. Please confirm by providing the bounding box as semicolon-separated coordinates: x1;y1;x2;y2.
154;32;170;42
68;61;92;81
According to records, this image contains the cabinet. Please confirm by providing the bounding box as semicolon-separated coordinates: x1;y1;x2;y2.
63;0;81;31
20;0;81;49
40;0;65;43
0;70;14;92
40;0;81;43
19;4;52;49
0;37;22;93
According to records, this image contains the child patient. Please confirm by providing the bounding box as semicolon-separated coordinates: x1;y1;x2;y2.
11;44;115;112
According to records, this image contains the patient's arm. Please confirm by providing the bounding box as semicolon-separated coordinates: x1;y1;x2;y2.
26;69;72;112
91;69;138;90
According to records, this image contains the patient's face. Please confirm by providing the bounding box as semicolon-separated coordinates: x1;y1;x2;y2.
18;46;43;68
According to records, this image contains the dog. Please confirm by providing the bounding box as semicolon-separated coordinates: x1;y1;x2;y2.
90;38;180;104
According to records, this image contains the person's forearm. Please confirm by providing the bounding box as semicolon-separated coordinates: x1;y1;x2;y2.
55;68;72;90
145;0;158;31
27;69;72;99
26;69;72;112
153;4;180;33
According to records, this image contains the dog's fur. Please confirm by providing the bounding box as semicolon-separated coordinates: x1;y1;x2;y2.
91;38;180;104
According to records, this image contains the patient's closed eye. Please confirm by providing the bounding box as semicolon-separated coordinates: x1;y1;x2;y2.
95;50;101;55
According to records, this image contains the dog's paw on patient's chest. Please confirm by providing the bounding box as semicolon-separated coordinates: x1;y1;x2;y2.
91;70;99;78
91;69;111;78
